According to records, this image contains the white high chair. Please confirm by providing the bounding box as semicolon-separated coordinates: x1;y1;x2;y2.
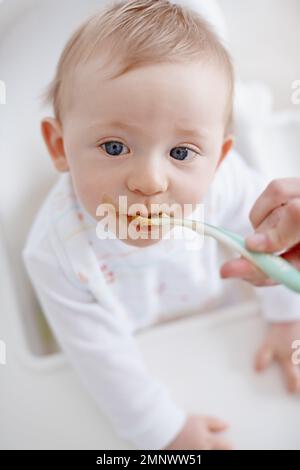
1;0;300;450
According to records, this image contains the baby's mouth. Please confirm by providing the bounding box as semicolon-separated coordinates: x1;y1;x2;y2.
127;212;166;223
125;212;172;233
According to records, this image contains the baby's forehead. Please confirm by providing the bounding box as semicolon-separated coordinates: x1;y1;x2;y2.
66;58;230;117
75;56;228;84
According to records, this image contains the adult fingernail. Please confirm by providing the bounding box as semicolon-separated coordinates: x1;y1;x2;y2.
246;233;267;250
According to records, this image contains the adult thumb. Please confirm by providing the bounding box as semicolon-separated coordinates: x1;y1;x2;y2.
246;202;300;253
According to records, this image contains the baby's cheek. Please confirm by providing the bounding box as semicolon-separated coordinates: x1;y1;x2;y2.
184;177;210;205
71;175;100;217
191;167;216;199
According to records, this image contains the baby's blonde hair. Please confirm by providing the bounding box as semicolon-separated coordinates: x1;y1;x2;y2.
43;0;235;133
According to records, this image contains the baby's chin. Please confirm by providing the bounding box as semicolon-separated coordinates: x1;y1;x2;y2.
95;214;173;247
117;224;169;248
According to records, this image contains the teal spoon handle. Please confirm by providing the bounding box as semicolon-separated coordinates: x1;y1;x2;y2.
137;216;300;294
204;222;300;294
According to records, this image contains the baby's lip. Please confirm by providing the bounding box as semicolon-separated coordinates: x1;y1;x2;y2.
127;206;172;218
115;213;142;222
127;212;169;222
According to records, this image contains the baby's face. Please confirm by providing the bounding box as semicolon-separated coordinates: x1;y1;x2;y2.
44;60;232;248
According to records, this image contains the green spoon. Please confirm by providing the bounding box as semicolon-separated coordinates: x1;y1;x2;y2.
135;214;300;294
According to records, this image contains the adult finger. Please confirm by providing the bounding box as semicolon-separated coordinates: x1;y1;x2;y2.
249;179;300;228
220;258;268;281
246;199;300;253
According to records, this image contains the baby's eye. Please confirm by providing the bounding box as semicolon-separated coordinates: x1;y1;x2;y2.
170;146;199;161
100;141;130;157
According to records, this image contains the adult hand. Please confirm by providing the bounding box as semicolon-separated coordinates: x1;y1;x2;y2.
220;179;300;286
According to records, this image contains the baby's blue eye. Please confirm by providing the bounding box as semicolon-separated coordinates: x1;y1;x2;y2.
170;147;197;161
100;141;198;160
100;141;129;156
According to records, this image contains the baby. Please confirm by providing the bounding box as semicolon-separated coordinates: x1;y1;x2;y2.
23;0;300;450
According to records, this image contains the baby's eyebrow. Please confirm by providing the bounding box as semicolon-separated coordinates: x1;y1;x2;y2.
173;127;206;139
88;120;142;133
88;120;206;139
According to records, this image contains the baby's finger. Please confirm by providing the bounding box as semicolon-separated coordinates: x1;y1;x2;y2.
205;416;229;432
280;358;300;393
255;343;274;371
211;437;234;450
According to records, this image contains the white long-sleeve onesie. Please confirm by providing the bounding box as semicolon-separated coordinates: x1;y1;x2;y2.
22;149;300;449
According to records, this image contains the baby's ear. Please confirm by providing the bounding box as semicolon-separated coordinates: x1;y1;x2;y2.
40;117;69;172
216;135;234;169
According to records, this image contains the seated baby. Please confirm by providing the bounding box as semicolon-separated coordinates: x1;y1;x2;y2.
22;0;300;450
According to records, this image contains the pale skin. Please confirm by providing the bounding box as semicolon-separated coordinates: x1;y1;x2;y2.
221;178;300;282
41;59;299;450
42;60;232;249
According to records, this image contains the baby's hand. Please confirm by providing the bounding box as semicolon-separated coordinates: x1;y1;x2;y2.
163;414;233;450
255;322;300;393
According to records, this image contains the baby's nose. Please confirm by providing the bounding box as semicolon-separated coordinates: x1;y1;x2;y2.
127;164;168;196
131;184;163;197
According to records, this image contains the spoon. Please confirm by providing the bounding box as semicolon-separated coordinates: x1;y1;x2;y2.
134;214;300;294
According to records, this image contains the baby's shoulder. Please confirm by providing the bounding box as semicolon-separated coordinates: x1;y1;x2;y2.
22;173;89;292
22;173;76;259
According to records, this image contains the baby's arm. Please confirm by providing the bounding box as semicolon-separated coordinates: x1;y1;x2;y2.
22;237;187;450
